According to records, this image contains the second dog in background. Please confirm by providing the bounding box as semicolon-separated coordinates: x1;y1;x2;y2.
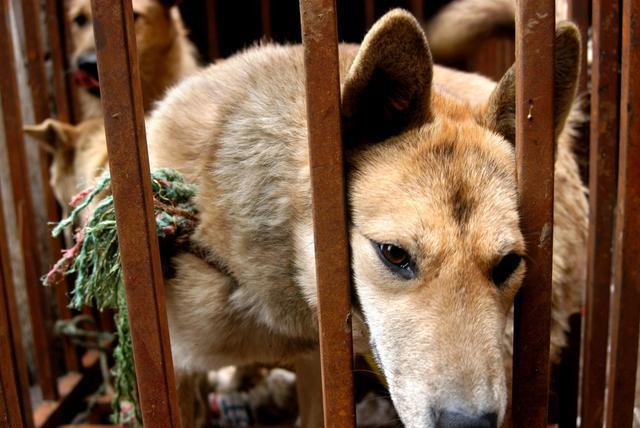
67;0;200;119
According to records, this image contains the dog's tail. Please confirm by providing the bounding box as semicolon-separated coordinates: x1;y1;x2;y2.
424;0;568;65
424;0;516;65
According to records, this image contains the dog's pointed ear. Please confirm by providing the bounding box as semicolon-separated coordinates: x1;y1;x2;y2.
342;9;433;144
23;119;76;153
484;21;581;144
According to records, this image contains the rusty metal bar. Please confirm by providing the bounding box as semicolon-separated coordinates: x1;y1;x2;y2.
408;0;424;19
578;0;620;426
206;0;220;60
89;1;181;426
0;0;60;400
0;184;33;428
260;0;272;39
512;0;555;425
604;0;640;425
299;1;355;427
364;0;374;29
46;0;78;123
0;269;28;428
21;0;80;373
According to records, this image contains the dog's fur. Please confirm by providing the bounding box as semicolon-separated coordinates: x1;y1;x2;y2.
145;9;587;427
67;0;199;119
425;0;569;65
23;118;107;218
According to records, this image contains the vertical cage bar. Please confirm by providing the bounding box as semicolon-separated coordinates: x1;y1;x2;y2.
0;0;60;400
579;0;620;426
46;0;77;124
299;1;356;427
206;0;220;61
364;0;374;29
408;0;424;19
604;0;640;425
89;1;181;426
0;187;33;428
260;0;272;39
512;0;555;425
21;0;80;373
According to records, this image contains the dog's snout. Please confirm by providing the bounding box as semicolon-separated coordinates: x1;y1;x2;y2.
76;52;98;79
435;409;497;428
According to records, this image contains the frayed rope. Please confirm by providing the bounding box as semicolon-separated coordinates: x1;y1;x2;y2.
45;168;198;425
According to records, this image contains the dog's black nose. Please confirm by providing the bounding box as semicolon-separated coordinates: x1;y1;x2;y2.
435;409;497;428
76;52;98;80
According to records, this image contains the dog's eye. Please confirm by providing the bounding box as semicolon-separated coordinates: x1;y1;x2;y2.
376;243;415;279
73;13;88;27
491;252;522;285
133;11;142;21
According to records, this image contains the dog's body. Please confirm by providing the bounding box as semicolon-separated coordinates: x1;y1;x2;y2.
147;10;587;427
67;0;199;119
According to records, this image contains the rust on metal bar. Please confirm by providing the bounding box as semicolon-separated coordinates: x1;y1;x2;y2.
0;186;33;428
604;0;640;425
260;0;272;38
89;1;181;426
364;0;374;29
578;0;620;426
299;1;355;427
206;0;220;60
46;0;78;123
408;0;424;19
512;0;555;425
21;0;80;373
0;0;60;400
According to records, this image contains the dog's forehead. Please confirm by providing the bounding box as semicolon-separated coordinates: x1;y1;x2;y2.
351;119;520;250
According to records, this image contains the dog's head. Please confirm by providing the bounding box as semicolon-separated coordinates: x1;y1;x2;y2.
67;0;182;97
23;118;106;211
344;10;580;427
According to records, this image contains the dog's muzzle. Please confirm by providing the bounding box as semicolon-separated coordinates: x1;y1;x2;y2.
74;52;100;96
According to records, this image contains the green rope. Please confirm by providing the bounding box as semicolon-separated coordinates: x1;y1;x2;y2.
45;168;198;425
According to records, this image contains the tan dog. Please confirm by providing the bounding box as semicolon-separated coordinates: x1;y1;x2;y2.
23;118;107;218
67;0;199;119
145;9;585;428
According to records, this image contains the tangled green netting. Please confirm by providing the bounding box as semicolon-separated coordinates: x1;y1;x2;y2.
44;168;198;425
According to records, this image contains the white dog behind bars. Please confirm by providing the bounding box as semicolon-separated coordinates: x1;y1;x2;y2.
145;9;587;428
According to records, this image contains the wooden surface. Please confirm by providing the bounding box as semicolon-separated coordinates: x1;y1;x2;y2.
299;0;356;427
89;1;181;426
512;0;556;425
